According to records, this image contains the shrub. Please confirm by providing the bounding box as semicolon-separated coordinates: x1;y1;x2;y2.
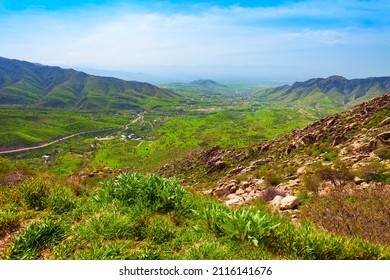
94;173;188;214
21;179;50;210
199;204;279;246
374;147;390;160
47;186;76;214
300;173;321;196
357;162;387;182
299;186;390;246
263;170;283;187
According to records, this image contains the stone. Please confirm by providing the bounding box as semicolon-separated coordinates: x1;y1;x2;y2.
271;195;284;208
226;197;244;207
236;188;245;195
213;188;230;198
240;181;250;188
379;117;390;127
296;166;307;176
279;195;301;210
353;176;364;185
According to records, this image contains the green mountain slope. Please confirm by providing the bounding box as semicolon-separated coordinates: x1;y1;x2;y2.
256;75;390;108
0;57;183;110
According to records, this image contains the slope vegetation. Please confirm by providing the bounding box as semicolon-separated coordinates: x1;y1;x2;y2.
256;75;390;108
0;57;182;110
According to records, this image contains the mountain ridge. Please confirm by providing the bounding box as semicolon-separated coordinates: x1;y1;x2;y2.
256;75;390;108
0;57;182;110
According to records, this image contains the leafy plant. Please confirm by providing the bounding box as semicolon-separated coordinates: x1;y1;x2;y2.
7;219;66;260
94;173;188;214
199;204;279;246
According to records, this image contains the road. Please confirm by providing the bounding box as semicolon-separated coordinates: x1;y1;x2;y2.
0;128;114;155
0;113;146;155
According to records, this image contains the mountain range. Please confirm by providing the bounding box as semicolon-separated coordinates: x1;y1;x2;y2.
256;75;390;108
0;57;181;110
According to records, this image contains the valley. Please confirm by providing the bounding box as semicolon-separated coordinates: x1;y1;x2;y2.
1;58;389;260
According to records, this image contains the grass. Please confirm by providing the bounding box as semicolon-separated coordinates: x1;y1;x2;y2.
1;172;388;260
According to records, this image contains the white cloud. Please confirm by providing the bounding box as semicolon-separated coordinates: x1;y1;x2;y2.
0;1;389;79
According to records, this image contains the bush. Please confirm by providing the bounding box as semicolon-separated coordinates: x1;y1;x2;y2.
199;204;280;246
94;173;188;214
299;186;390;246
374;147;390;160
47;186;76;214
21;179;50;210
357;162;387;182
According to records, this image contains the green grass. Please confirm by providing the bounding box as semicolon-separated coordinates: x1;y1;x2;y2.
1;172;388;260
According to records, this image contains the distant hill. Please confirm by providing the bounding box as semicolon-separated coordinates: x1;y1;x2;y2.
0;57;182;110
255;75;390;108
161;79;230;96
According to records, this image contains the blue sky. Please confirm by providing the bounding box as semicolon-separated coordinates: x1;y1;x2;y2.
1;0;389;82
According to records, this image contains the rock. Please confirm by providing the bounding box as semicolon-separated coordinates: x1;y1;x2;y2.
296;166;307;176
379;117;390;127
230;185;239;193
377;132;390;145
103;166;114;173
226;197;244;207
351;142;362;152
245;186;253;193
353;177;364;185
202;189;214;195
213;188;230;198
254;178;266;188
285;144;296;155
333;135;347;146
279;195;301;210
249;159;271;168
240;181;250;188
271;195;284;208
227;166;245;176
298;134;317;145
236;188;245;195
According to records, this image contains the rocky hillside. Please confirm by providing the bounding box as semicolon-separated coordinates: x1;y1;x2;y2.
256;75;390;108
0;57;182;110
159;92;390;211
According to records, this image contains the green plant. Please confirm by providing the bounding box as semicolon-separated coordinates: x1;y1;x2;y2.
199;204;279;246
357;162;387;182
7;219;66;260
47;186;76;214
21;178;50;210
374;147;390;160
94;173;188;214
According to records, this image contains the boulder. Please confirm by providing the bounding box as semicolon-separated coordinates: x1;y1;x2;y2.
271;195;284;208
279;195;301;210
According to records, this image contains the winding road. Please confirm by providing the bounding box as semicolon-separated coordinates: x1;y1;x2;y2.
0;113;146;155
0;128;115;155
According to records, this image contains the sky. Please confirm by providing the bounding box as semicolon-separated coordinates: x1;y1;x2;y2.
0;0;389;82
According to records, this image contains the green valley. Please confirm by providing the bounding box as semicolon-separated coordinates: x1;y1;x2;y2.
1;58;390;260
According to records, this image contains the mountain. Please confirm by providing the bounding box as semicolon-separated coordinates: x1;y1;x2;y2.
159;91;390;205
0;57;182;110
256;75;390;108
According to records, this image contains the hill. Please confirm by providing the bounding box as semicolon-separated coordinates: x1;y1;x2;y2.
256;75;390;108
0;57;182;110
160;92;390;244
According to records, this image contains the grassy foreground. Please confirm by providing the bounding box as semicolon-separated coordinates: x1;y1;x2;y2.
1;170;388;260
